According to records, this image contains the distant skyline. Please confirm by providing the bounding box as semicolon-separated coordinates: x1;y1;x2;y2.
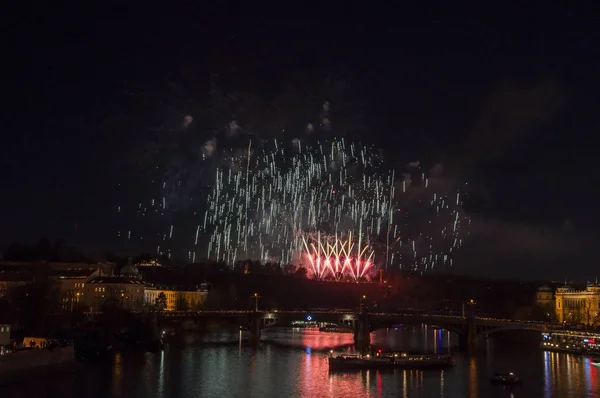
3;4;599;280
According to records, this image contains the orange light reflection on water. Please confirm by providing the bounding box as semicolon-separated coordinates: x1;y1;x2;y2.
468;356;477;398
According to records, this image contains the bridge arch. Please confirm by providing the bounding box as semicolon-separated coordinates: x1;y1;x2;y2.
476;324;548;337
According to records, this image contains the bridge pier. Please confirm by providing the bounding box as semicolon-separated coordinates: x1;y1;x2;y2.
354;311;371;349
248;312;262;344
457;320;478;351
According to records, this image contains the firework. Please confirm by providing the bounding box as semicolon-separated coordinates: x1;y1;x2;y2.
203;138;392;274
120;133;470;276
201;137;470;278
302;232;374;281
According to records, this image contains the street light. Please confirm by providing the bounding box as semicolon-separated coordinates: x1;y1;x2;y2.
252;293;260;312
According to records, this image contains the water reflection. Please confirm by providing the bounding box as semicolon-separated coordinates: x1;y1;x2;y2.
468;357;477;398
111;352;123;396
158;350;165;397
263;327;355;350
0;328;598;398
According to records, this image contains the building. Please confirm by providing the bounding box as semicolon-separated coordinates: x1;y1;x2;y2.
536;285;554;306
0;270;34;297
52;268;101;311
0;324;10;346
136;259;162;268
0;261;116;276
144;285;208;311
0;261;116;300
84;263;145;312
555;281;600;326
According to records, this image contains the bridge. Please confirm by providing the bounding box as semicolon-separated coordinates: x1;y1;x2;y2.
157;309;552;350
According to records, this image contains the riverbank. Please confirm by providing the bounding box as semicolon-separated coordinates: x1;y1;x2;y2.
0;347;78;386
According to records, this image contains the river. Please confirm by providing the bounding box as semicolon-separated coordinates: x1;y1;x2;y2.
1;326;598;397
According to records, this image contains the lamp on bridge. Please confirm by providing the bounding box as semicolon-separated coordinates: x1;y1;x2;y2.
462;299;477;319
360;295;367;312
252;293;260;312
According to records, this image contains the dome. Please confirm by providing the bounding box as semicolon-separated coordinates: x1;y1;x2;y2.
120;264;140;277
537;285;552;292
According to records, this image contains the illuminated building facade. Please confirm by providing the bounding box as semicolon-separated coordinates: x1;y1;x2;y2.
136;259;162;268
0;272;33;297
555;281;600;326
53;268;103;311
0;261;115;302
144;285;208;311
0;324;10;346
84;263;145;311
535;285;554;306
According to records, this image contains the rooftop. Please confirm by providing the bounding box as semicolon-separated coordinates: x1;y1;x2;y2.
50;269;97;278
87;276;144;285
0;271;35;282
146;284;209;292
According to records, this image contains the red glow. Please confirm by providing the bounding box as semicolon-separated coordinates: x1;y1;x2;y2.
302;233;375;281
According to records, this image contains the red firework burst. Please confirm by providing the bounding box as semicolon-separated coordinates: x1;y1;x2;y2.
301;232;375;281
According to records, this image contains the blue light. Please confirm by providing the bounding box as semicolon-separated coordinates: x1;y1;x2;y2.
306;315;313;321
584;339;589;343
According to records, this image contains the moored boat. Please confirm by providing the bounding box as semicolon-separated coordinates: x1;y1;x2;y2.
319;326;353;333
490;372;522;385
328;351;454;370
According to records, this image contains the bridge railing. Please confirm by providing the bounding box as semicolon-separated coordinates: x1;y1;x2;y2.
145;309;555;327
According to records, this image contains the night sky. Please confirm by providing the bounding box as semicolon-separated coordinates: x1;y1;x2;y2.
4;4;599;280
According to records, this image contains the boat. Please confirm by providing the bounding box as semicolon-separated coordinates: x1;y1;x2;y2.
319;326;353;333
328;351;454;370
591;357;600;367
490;372;522;385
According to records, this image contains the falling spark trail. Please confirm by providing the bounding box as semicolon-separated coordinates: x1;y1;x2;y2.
124;137;470;276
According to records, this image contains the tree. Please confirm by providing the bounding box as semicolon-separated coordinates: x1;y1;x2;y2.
203;289;229;310
593;311;600;328
192;297;204;311
295;267;308;279
101;295;122;313
134;297;146;312
581;300;594;326
7;280;62;335
530;303;556;322
282;264;296;275
155;292;167;311
175;294;188;311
